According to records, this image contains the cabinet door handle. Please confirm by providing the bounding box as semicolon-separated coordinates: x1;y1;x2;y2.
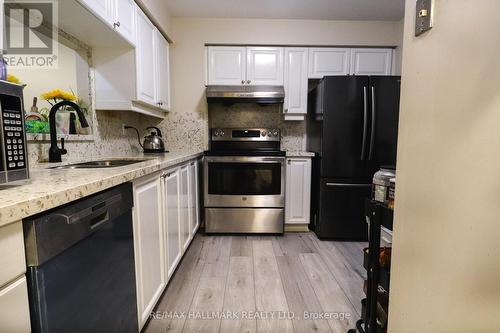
113;21;121;28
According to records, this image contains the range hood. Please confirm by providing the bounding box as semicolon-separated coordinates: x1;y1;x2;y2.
206;85;285;104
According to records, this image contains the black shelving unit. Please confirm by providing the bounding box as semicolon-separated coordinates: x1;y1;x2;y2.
349;199;393;333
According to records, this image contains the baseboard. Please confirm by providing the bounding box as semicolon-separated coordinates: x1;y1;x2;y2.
284;224;310;232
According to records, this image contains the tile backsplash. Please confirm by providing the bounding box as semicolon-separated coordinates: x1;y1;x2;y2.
209;103;306;151
27;111;152;163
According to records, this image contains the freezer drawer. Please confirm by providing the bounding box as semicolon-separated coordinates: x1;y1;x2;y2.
316;180;371;240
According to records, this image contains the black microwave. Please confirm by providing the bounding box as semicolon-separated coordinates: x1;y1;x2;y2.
0;80;29;184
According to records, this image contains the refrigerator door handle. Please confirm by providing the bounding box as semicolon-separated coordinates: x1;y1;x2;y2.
326;183;372;187
361;86;368;160
369;86;377;160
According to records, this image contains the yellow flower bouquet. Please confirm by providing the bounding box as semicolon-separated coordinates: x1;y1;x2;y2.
40;89;78;134
41;88;77;106
6;74;21;84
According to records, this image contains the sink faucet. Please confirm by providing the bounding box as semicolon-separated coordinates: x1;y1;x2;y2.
49;101;89;162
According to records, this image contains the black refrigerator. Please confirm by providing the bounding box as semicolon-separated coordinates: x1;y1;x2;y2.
307;76;400;240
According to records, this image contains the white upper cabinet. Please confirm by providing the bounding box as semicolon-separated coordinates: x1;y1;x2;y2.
207;47;247;85
155;30;171;111
136;10;157;106
93;4;171;118
112;0;136;45
350;48;393;75
78;0;113;24
285;158;312;225
284;48;309;115
206;46;284;85
308;48;351;78
246;47;284;85
80;0;136;45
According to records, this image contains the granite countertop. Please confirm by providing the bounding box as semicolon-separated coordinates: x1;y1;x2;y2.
285;151;315;157
0;151;203;227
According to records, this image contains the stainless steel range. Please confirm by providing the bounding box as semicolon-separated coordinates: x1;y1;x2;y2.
204;128;285;234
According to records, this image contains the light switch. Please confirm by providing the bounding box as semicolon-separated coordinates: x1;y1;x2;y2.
415;0;434;36
419;9;428;17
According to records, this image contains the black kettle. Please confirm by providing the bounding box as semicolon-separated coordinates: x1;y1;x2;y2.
126;126;168;153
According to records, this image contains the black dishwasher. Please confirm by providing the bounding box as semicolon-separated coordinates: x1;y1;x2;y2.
23;183;138;333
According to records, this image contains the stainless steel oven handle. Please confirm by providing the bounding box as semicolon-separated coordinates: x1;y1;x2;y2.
205;156;285;163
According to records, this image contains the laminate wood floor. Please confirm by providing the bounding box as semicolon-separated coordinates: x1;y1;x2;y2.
145;233;366;333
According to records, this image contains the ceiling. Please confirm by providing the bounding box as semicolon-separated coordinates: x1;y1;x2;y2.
165;0;405;21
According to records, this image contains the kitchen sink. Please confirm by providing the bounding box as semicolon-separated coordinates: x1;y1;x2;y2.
49;159;149;169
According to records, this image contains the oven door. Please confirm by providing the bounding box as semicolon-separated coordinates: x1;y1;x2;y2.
204;156;285;208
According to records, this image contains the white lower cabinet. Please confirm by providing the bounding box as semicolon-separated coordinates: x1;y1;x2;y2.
0;276;31;333
162;169;181;278
179;165;191;251
188;160;200;237
0;221;30;333
285;158;312;225
132;173;165;329
0;222;26;287
132;158;201;329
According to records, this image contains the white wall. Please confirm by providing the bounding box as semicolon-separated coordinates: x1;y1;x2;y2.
393;18;405;75
164;17;404;151
389;1;500;332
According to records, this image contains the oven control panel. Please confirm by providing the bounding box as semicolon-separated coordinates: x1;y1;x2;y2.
211;128;281;141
